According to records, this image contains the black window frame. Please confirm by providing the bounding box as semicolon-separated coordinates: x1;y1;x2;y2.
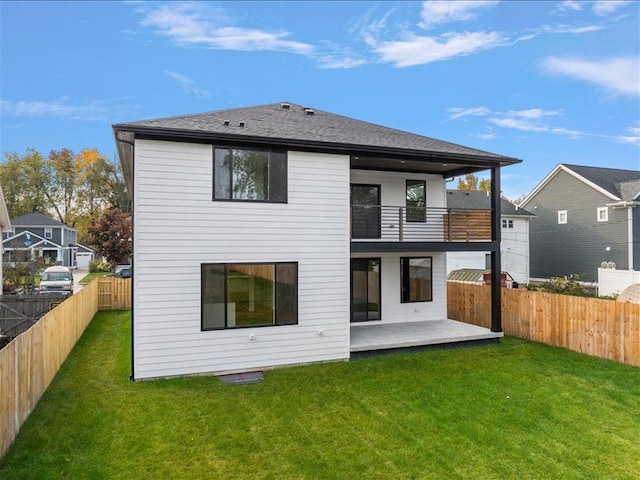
212;146;288;203
400;256;433;303
406;179;426;223
201;261;298;330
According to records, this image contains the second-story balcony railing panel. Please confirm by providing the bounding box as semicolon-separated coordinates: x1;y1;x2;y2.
350;206;492;243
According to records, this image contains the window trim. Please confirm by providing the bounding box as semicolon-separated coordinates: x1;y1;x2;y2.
212;146;288;204
400;256;433;303
597;207;608;222
558;210;568;224
44;227;53;239
201;261;298;331
406;179;426;223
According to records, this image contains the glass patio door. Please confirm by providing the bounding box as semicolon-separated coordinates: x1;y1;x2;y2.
351;184;381;239
350;258;381;322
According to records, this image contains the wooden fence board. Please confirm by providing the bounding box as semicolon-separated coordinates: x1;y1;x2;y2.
448;282;640;368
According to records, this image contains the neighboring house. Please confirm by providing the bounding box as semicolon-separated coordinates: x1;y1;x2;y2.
0;183;11;295
521;164;640;282
76;243;96;269
2;212;78;268
113;102;521;380
446;190;535;284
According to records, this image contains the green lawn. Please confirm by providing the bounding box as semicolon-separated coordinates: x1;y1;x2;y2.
78;271;111;284
1;311;639;479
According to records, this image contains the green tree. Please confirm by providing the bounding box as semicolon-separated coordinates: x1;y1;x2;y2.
0;149;51;217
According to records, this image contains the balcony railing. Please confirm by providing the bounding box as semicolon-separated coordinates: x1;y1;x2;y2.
350;205;492;243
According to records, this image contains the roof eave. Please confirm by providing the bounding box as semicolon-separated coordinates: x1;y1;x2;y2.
112;124;521;167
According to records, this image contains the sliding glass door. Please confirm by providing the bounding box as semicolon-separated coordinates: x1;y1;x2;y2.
350;258;381;322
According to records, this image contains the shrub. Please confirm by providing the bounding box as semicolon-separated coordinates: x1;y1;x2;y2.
528;275;596;298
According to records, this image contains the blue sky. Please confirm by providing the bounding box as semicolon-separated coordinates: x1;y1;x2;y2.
1;0;638;199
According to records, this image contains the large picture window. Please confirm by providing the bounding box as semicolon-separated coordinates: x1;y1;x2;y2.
401;257;432;303
202;262;298;330
406;180;426;222
214;148;287;202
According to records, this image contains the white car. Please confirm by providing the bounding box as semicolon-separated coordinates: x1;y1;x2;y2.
39;266;74;295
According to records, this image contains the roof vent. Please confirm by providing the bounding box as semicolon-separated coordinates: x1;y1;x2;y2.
238;121;245;127
280;102;290;109
303;108;315;115
223;120;230;126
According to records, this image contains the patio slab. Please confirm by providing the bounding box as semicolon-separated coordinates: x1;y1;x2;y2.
350;319;502;353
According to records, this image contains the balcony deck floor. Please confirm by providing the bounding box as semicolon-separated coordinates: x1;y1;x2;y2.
350;319;502;353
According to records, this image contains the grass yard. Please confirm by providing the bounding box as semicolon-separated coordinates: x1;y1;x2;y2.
1;311;639;479
78;271;111;284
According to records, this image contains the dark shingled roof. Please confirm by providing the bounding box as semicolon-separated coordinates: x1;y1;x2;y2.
446;190;535;217
10;212;68;227
564;164;640;200
114;102;519;163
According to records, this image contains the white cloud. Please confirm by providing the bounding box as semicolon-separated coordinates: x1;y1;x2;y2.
0;97;139;121
139;2;314;55
374;31;505;67
446;107;492;120
419;1;499;30
163;71;210;98
615;126;640;146
543;56;640;96
477;133;496;140
592;1;631;16
316;55;367;69
552;1;584;15
448;105;640;148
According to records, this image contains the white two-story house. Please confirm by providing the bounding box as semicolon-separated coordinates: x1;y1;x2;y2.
113;102;521;380
446;190;535;285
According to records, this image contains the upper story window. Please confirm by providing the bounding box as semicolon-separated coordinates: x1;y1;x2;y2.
44;227;53;239
406;180;426;222
597;207;608;222
558;210;567;224
502;219;514;229
213;148;287;203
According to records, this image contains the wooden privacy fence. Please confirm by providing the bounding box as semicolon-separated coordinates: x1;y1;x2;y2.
0;276;131;458
98;277;132;310
448;282;640;367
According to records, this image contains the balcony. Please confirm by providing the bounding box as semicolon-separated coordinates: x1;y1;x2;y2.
350;205;492;245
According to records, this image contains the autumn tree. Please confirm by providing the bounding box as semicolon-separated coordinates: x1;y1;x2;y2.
457;173;491;191
0;147;128;242
86;208;131;267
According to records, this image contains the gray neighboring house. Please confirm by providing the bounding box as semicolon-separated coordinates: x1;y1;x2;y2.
446;190;535;284
2;212;78;268
521;164;640;282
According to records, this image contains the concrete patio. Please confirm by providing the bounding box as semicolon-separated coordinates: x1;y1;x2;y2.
350;319;503;354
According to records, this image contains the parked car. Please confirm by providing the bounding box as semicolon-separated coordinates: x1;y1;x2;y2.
114;265;131;278
39;265;73;295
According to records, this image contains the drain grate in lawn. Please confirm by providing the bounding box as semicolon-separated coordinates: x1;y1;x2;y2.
217;370;264;385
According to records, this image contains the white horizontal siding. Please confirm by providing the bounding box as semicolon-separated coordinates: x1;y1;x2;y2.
133;140;351;379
